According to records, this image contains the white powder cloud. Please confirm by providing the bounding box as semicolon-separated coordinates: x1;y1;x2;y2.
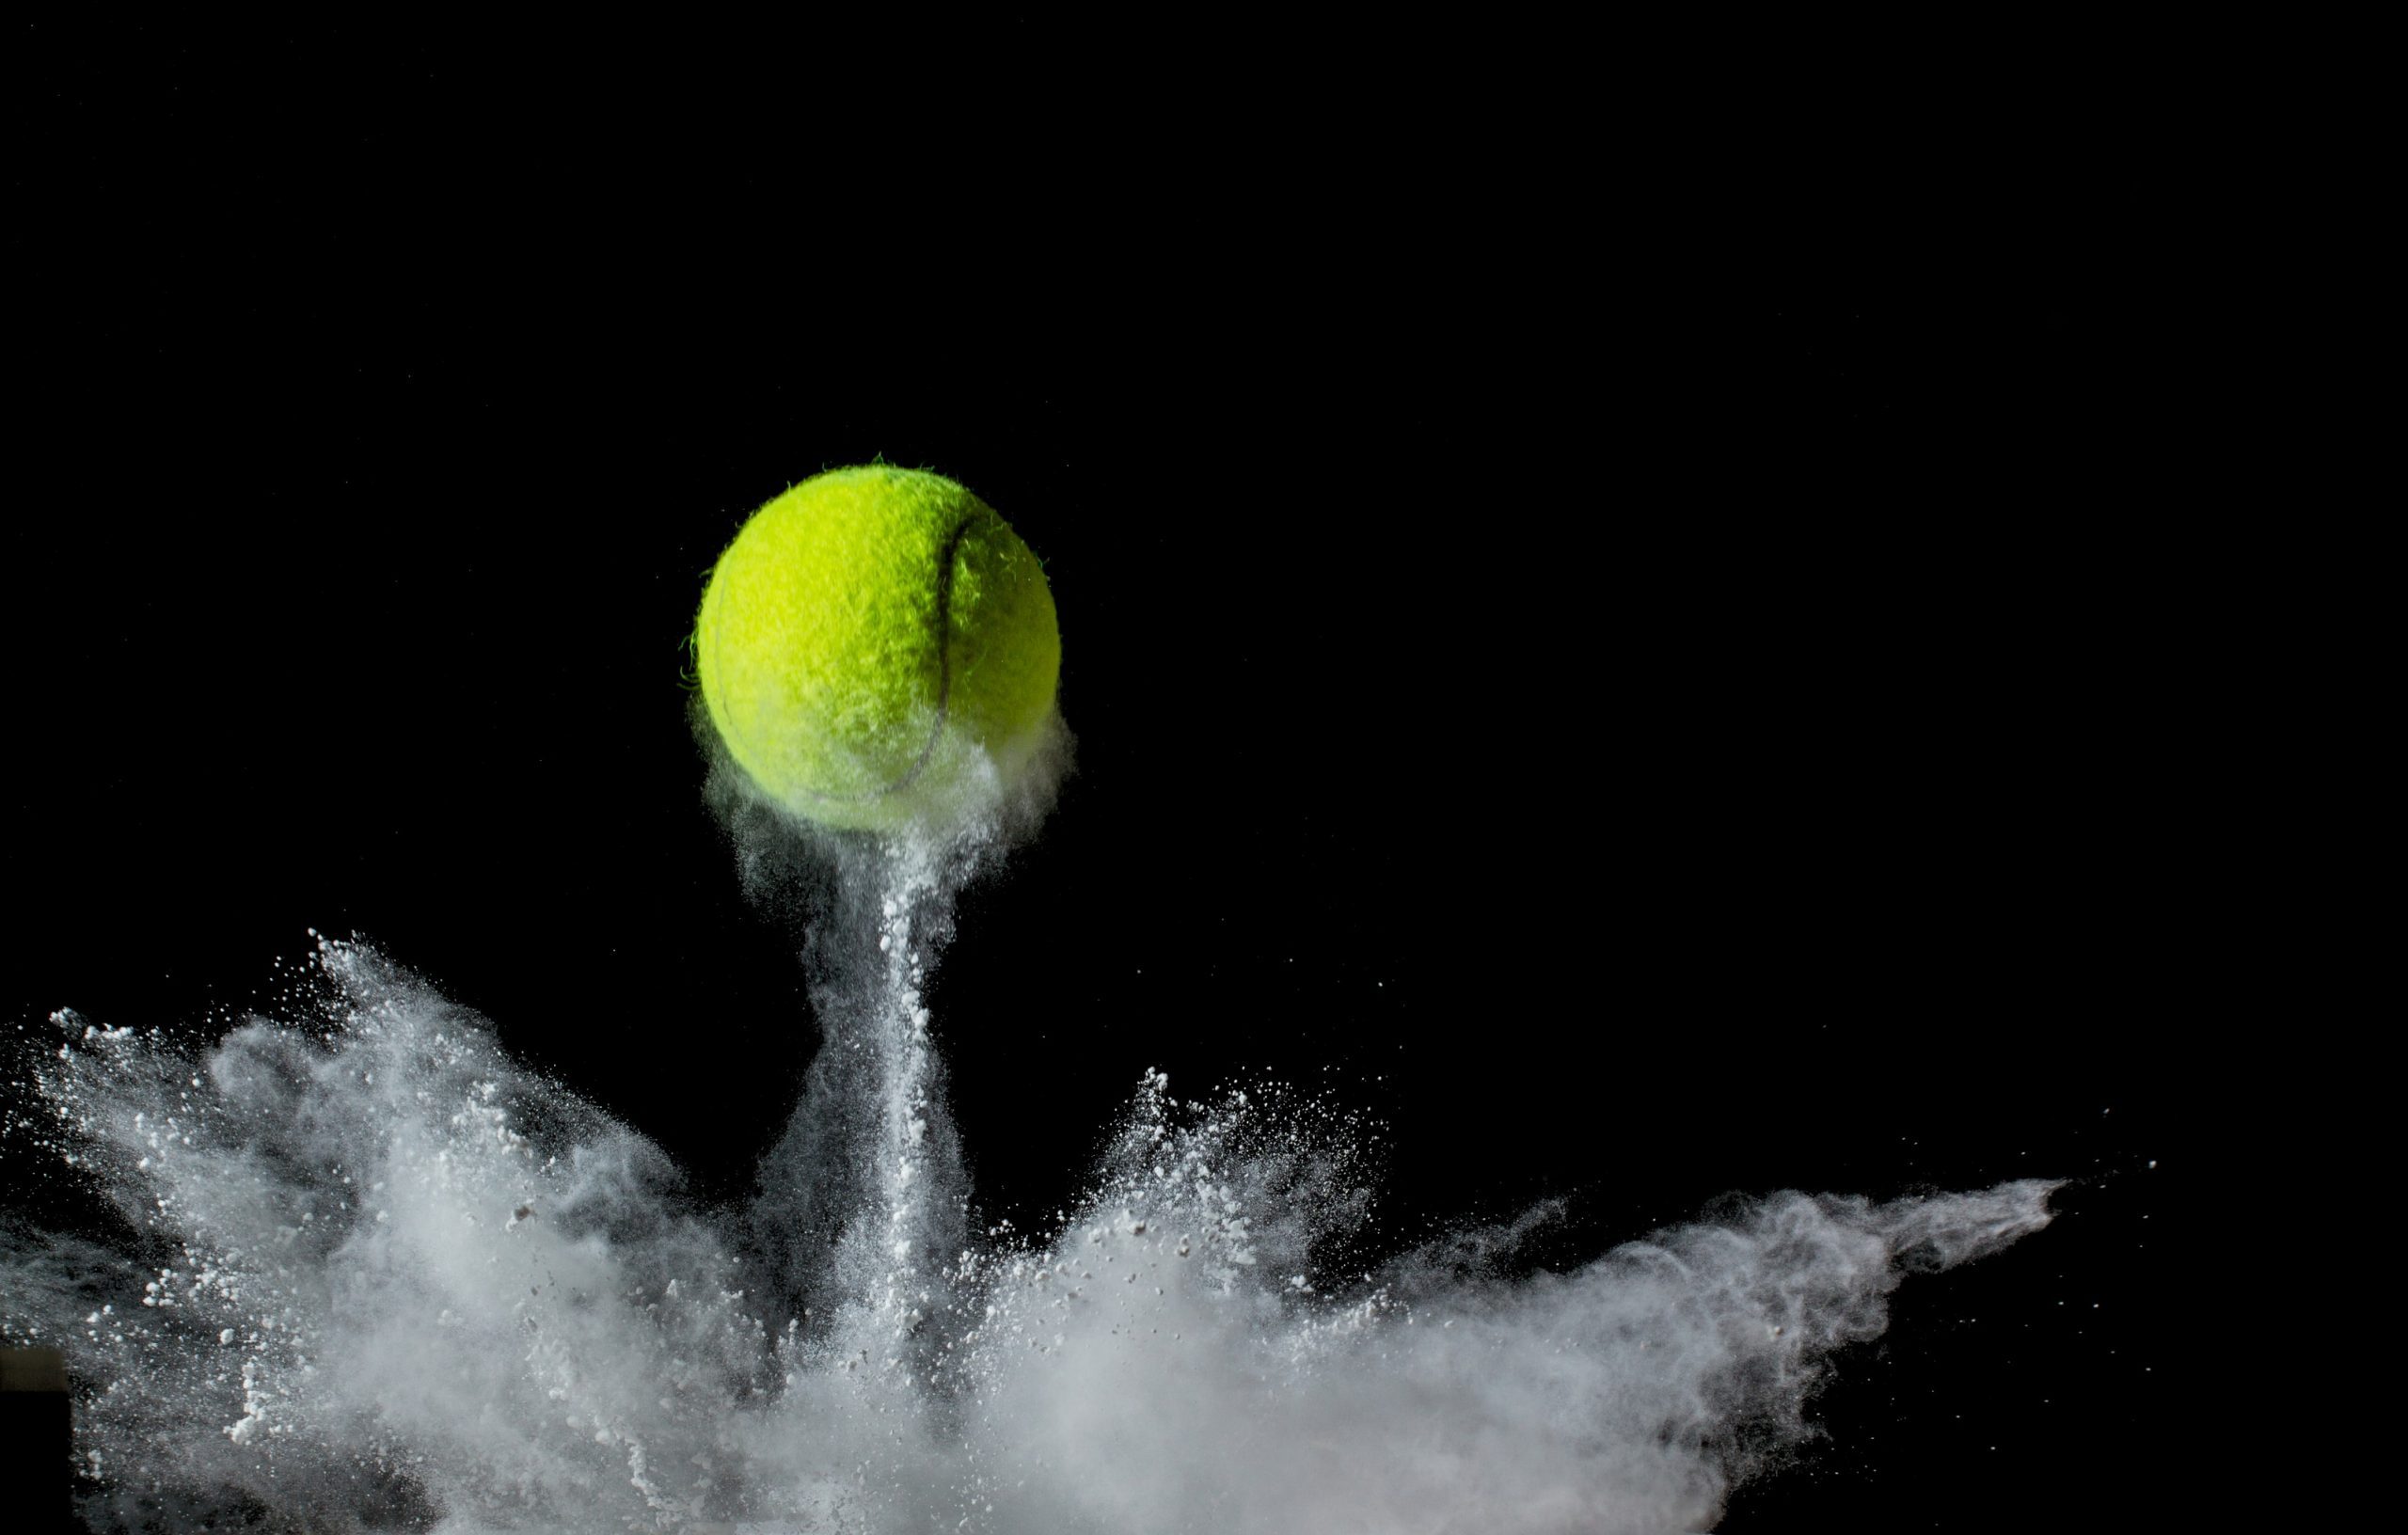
4;852;2053;1533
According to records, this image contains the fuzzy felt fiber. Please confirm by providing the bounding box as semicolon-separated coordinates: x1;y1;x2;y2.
694;466;1060;831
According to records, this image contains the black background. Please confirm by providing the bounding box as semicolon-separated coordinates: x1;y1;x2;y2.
10;18;2194;1531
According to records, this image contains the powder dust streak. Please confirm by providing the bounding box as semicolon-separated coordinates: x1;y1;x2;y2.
3;832;2054;1533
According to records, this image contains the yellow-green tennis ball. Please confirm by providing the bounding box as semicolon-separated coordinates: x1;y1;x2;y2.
694;466;1060;832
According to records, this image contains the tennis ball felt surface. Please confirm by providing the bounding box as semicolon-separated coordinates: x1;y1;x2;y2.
695;466;1060;831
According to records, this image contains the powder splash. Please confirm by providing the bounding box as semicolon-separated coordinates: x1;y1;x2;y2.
3;843;2054;1532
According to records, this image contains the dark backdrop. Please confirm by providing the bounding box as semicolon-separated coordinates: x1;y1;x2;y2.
9;19;2191;1530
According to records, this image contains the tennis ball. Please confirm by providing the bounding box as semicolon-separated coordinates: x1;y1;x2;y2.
694;466;1061;832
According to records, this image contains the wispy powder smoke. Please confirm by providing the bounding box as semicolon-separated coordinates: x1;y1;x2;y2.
3;838;2055;1533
